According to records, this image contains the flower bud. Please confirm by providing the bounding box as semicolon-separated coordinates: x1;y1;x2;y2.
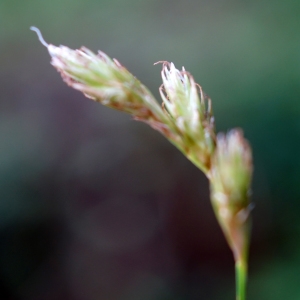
210;129;253;261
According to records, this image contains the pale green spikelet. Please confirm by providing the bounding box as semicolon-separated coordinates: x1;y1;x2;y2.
49;45;171;131
30;27;177;139
210;129;253;262
158;62;216;173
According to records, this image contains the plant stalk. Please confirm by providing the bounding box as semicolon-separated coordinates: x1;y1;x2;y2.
235;258;248;300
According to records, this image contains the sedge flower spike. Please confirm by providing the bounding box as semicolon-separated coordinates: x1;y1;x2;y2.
159;62;215;173
31;27;253;300
210;129;252;300
30;26;175;139
210;129;252;261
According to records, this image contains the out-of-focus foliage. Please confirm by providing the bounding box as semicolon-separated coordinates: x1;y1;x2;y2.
0;0;299;299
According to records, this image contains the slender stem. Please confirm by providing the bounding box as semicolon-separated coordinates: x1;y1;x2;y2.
235;258;248;300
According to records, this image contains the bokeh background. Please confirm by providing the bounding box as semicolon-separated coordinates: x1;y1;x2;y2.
1;0;300;299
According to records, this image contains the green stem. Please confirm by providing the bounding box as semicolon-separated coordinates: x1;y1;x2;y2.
235;258;248;300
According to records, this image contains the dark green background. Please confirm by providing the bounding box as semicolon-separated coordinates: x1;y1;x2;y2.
1;0;300;299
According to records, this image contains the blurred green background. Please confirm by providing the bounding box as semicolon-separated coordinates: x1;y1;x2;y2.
1;0;300;299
